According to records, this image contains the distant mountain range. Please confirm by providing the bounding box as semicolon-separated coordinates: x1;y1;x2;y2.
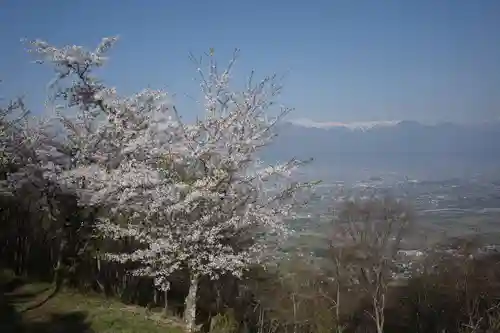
265;120;500;158
261;120;500;181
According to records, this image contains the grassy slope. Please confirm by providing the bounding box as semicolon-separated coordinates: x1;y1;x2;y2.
0;271;185;333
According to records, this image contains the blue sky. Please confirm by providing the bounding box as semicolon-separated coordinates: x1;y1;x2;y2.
1;0;499;124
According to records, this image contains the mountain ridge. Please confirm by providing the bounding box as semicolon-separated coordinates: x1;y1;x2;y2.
285;118;500;132
264;120;500;161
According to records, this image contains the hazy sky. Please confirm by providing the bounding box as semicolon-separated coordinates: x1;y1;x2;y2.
1;0;499;124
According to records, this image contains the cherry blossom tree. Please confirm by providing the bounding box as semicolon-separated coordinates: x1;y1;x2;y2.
27;36;315;332
0;82;78;284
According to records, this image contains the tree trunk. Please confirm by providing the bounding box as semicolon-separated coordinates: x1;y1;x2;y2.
153;288;158;306
53;238;66;291
335;281;341;323
163;289;169;314
15;235;23;275
184;272;199;332
95;255;106;295
373;295;385;333
292;293;298;333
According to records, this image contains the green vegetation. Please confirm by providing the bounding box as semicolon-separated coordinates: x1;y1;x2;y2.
0;271;184;333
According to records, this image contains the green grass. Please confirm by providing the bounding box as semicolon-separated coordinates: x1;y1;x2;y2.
0;271;185;333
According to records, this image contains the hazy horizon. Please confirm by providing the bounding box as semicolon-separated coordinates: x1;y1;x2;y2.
1;0;499;125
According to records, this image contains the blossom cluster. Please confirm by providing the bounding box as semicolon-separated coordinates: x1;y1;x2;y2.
22;36;314;292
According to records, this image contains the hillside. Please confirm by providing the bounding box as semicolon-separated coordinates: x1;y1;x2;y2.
0;272;184;333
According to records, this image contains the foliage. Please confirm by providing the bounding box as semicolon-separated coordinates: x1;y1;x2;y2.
209;310;239;333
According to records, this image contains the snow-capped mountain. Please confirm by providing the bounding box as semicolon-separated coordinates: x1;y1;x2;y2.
288;118;402;131
260;119;500;181
269;119;500;156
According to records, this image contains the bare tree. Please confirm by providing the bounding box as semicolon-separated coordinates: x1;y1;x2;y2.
329;195;413;333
